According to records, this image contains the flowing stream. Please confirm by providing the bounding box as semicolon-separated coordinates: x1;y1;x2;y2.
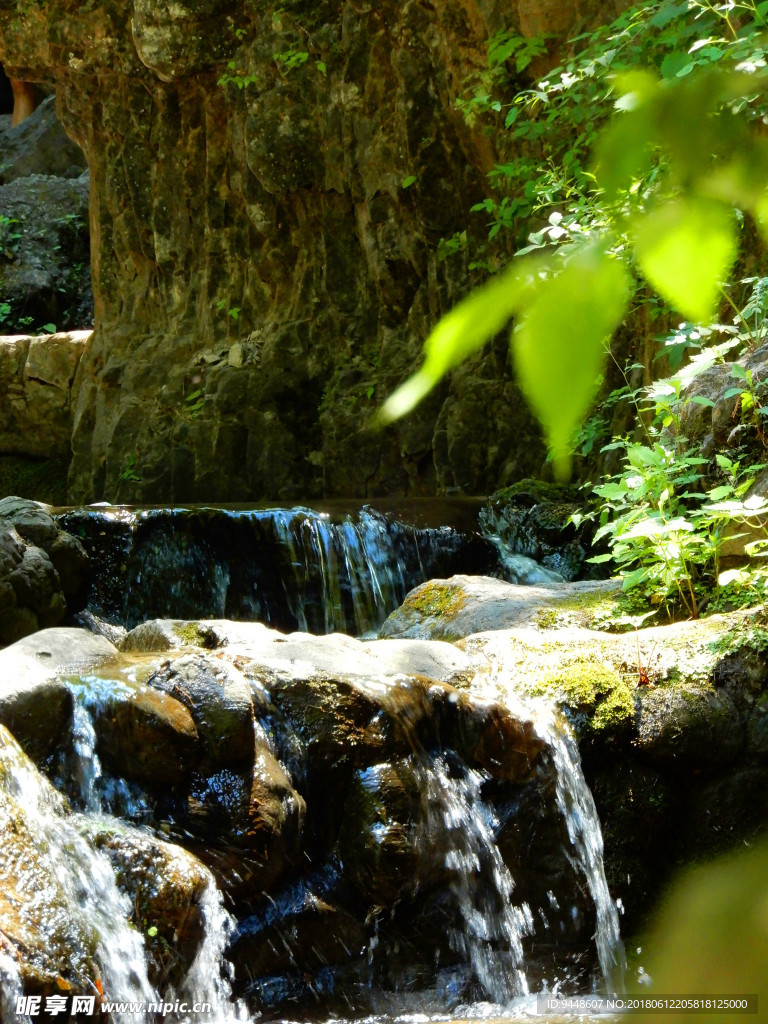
2;502;629;1022
57;503;496;634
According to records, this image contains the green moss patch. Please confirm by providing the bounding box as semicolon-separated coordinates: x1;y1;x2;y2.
528;656;635;732
403;580;468;621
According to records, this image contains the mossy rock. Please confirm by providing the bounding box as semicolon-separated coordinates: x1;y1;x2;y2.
530;656;635;735
489;478;578;506
400;578;468;622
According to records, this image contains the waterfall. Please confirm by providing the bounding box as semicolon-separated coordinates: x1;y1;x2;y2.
0;951;30;1023
533;705;627;994
269;506;405;635
57;502;497;635
171;880;249;1024
421;755;534;1003
2;735;156;1020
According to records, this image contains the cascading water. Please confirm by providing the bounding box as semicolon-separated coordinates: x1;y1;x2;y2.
533;703;627;995
1;732;156;1021
56;502;498;635
171;880;250;1024
56;688;250;1023
0;951;29;1023
421;755;534;1004
269;507;406;635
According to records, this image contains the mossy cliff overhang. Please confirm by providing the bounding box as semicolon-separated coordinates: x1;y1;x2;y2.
0;1;536;504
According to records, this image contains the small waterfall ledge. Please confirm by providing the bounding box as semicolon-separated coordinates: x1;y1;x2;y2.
0;614;626;1022
55;501;500;636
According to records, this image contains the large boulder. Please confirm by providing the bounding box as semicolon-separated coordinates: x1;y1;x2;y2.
77;817;213;991
379;574;620;641
0;498;90;643
0;94;87;184
0;625;115;762
0;0;559;503
0;333;89;459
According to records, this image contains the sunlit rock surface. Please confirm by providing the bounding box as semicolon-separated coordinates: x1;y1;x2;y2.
0;0;559;503
0;497;90;643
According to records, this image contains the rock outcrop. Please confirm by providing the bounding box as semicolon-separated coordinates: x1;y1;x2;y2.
0;0;633;503
0;84;92;502
0;497;90;644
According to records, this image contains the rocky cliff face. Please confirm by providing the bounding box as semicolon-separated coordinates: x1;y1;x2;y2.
0;1;615;503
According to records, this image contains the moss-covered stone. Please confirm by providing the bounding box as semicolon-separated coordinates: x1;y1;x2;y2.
401;579;468;621
530;656;635;734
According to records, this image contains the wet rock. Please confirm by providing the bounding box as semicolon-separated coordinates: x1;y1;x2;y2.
231;869;368;978
380;574;619;641
450;697;546;782
120;618;226;653
1;625;117;670
635;686;744;768
0;500;91;643
0;666;72;767
0;495;58;547
0;94;87;184
231;735;306;891
0;626;115;763
479;490;593;582
339;758;442;905
147;653;255;771
0;725;98;996
85;675;200;788
213;620;475;685
77;817;210;990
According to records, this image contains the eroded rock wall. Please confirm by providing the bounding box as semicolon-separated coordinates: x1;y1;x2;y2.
0;1;614;502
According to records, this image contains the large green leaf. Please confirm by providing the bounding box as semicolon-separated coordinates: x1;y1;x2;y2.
511;243;632;480
633;195;737;323
378;262;529;423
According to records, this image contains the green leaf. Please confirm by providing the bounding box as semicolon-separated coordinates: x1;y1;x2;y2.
147;926;158;937
707;485;734;501
689;395;715;407
661;52;693;79
718;568;751;587
378;262;527;423
42;323;57;333
633;196;737;323
592;103;655;199
401;175;417;189
511;242;632;480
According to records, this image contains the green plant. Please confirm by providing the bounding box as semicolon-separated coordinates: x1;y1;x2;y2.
185;389;205;417
381;7;768;479
119;454;142;483
217;62;259;90
273;46;310;73
215;300;241;321
582;340;768;618
0;215;21;259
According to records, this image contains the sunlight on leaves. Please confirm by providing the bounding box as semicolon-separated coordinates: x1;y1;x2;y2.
378;263;527;422
633;195;737;323
511;243;632;480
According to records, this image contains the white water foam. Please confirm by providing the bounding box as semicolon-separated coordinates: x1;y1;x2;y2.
4;741;156;1021
532;704;627;994
420;755;534;1003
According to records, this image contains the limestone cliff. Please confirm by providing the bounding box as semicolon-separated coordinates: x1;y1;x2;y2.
0;1;616;503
